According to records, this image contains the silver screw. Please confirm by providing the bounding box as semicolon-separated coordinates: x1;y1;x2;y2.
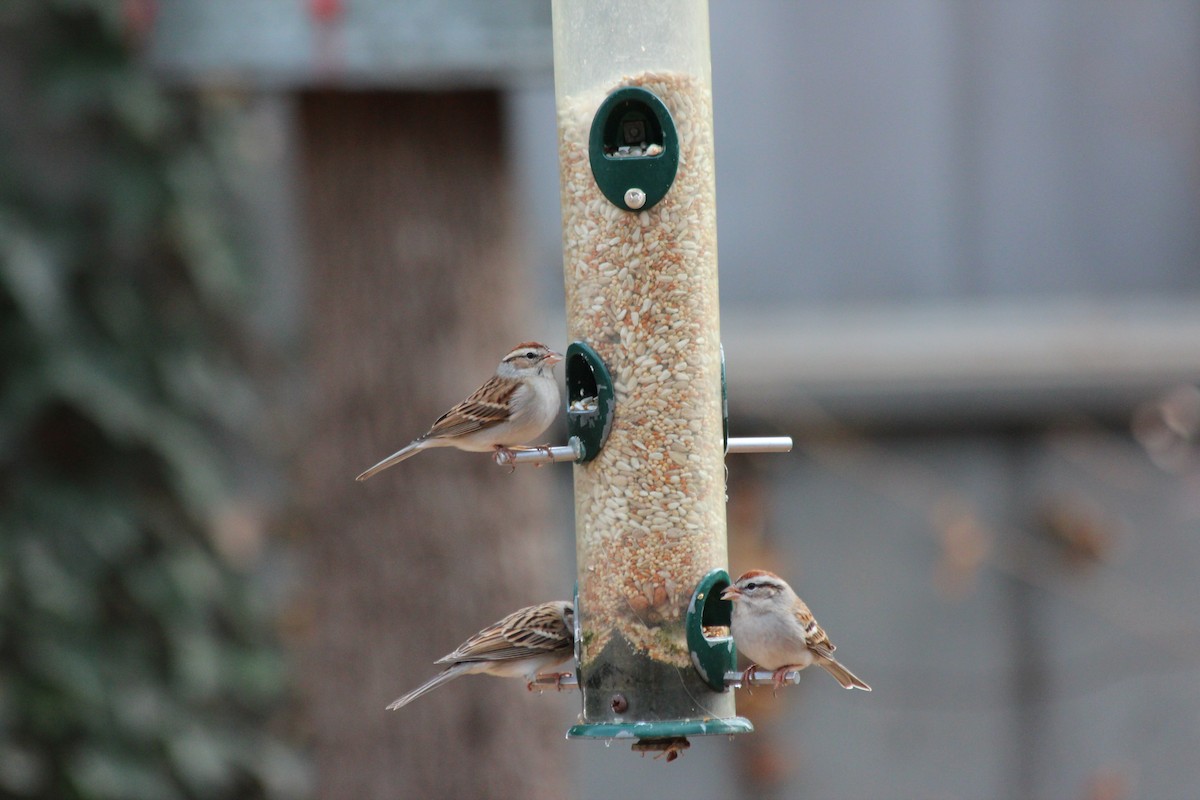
624;188;646;209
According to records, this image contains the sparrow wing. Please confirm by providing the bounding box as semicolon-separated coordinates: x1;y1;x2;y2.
497;602;574;656
423;376;520;440
794;599;837;655
437;602;572;665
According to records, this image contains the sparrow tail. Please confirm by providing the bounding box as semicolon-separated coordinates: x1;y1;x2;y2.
820;656;872;691
356;439;427;481
386;663;471;710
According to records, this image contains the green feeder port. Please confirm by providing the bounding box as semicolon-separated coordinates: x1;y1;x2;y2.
588;87;680;212
565;342;615;463
686;569;739;691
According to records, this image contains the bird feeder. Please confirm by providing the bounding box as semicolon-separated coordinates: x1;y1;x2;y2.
550;0;752;749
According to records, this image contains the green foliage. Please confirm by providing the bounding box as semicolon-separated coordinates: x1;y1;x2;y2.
0;2;308;798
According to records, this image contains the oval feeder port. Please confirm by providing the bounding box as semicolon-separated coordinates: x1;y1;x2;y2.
588;86;680;212
565;341;614;463
687;569;739;692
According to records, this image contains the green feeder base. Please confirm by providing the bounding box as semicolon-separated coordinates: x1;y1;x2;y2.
567;717;754;740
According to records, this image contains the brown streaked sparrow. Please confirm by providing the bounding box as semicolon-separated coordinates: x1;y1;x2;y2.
386;601;575;710
357;342;563;481
723;570;871;692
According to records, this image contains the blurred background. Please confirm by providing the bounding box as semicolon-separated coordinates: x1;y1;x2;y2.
3;1;1199;798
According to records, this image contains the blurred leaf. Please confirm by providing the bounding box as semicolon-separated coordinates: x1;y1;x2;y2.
224;646;288;706
68;746;183;800
167;153;249;307
161;350;261;432
171;628;222;700
78;503;141;566
109;73;173;144
99;148;167;246
108;681;169;743
163;549;224;607
0;743;48;795
121;563;177;615
43;349;160;445
0;213;69;334
17;538;97;621
24;632;106;709
167;726;230;796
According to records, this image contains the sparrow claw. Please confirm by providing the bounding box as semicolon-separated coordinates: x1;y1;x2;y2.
493;445;518;473
741;664;758;694
771;666;793;694
531;671;572;691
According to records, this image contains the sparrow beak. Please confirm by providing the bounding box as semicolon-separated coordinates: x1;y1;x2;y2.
545;351;564;366
720;585;741;601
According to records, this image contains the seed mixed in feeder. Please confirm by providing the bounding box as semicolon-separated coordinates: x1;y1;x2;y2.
558;70;724;668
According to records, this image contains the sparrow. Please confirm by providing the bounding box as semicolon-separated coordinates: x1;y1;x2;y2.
722;570;871;691
357;342;563;480
386;601;575;710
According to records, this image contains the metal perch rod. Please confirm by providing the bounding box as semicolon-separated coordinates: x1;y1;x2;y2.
725;436;794;454
495;436;793;467
528;668;801;690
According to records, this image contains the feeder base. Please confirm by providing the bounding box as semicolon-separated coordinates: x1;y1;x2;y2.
566;716;753;740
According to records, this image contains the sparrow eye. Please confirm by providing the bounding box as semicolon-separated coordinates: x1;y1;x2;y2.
526;351;537;359
745;582;757;590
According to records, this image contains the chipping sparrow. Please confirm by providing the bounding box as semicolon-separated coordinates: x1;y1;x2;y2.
357;342;563;480
386;601;575;710
722;570;871;691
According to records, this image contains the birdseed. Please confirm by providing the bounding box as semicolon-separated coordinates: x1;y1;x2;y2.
558;70;725;669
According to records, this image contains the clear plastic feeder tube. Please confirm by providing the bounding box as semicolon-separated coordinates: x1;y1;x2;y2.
552;0;739;735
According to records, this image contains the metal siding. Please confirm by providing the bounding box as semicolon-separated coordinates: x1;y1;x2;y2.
148;0;552;87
